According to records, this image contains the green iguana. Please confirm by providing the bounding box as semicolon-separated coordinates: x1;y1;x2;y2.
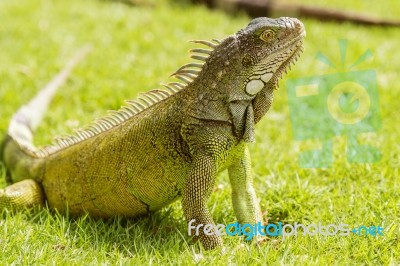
0;17;305;250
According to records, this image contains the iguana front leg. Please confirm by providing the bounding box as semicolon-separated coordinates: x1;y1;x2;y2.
182;155;223;250
228;144;263;234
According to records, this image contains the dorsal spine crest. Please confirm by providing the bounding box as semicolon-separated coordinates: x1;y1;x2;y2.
34;38;221;157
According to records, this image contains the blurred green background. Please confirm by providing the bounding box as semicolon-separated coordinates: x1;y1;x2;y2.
0;0;399;264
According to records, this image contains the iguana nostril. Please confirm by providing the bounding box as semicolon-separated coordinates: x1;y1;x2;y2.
293;19;306;35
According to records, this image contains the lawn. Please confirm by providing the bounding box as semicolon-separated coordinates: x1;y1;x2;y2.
0;0;399;264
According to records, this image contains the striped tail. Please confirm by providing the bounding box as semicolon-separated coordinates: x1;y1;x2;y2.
1;46;91;181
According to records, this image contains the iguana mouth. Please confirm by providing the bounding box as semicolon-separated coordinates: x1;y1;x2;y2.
273;19;306;76
272;40;304;89
274;29;306;54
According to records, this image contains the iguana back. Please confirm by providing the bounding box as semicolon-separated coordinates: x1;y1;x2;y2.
41;90;193;217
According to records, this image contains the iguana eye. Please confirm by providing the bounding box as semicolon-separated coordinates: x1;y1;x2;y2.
260;29;275;42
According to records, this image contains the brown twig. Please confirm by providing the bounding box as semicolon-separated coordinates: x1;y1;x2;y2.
195;0;400;27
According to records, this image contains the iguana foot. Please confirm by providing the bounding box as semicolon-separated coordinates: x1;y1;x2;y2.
0;179;44;210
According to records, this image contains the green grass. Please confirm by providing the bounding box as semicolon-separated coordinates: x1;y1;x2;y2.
0;0;399;264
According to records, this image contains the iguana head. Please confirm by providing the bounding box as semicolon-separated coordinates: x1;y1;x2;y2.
175;17;305;142
235;17;306;126
222;17;306;142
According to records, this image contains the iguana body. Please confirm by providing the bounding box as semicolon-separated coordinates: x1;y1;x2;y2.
0;17;305;249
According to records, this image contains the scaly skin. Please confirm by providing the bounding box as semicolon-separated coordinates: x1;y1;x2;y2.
0;17;305;250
